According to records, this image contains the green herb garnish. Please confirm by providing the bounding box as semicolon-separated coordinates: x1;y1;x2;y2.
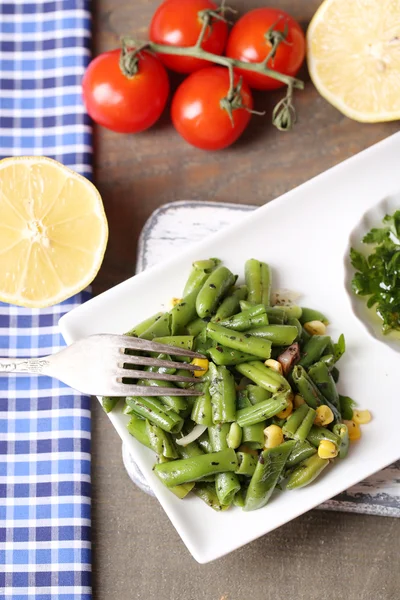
350;210;400;334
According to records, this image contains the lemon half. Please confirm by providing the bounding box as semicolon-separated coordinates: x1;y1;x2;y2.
0;156;108;308
307;0;400;122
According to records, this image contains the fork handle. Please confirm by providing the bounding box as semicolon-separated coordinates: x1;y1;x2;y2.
0;357;51;375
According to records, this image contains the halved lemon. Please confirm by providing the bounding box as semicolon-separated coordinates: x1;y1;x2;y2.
0;156;108;308
307;0;400;122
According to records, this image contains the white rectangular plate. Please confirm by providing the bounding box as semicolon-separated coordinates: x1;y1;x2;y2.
60;133;400;564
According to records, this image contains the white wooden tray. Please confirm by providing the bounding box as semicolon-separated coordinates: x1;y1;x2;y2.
123;200;400;518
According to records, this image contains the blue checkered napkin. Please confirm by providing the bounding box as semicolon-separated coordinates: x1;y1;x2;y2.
0;0;93;597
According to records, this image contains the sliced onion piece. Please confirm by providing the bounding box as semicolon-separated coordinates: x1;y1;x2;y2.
175;424;207;446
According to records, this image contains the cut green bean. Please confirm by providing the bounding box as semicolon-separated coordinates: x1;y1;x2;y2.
260;262;272;305
298;335;331;368
247;384;272;404
154;448;238;487
125;312;164;337
206;322;272;359
236;361;290;394
227;423;242;449
241;422;266;449
282;404;316;442
246;325;298;346
176;439;204;459
208;423;230;452
339;395;356;420
241;301;288;324
285;440;317;468
125;396;183;433
331;366;340;383
218;305;268;331
140;313;171;340
292;365;321;409
307;425;341;448
237;391;290;427
146;353;176;375
152;336;194;351
170;289;199;336
299;307;329;325
213;285;248;321
333;423;350;459
101;396;121;413
192;483;229;511
233;488;246;507
245;259;263;305
137;378;187;412
287;317;303;341
244;441;295;511
127;415;152;449
183;258;220;297
191;385;213;427
170;482;195;499
145;421;178;460
196;266;236;318
286;454;329;489
208;363;237;423
235;452;258;476
186;317;208;337
208;345;259;366
216;472;241;505
308;361;340;411
197;431;213;453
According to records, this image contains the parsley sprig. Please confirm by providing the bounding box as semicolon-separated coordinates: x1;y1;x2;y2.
350;210;400;335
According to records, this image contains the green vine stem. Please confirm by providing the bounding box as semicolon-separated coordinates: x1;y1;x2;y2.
121;4;304;132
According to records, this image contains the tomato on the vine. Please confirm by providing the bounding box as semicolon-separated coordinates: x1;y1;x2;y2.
82;49;170;134
226;8;305;90
171;67;253;150
149;0;228;74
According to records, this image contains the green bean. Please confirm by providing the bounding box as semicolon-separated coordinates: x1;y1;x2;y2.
292;365;321;409
319;354;336;370
307;425;341;448
298;335;331;368
286;454;329;490
146;353;176;375
125;312;164;337
235;452;258;476
152;336;194;351
282;404;316;442
170;289;199;336
301;327;311;345
197;431;213;453
216;472;241;505
233;488;246;507
123;403;134;415
308;361;340;411
126;415;152;449
176;440;203;459
241;422;266;449
140;313;171;340
194;328;214;355
285;440;317;468
137;378;187;412
299;307;329;325
287;317;303;341
331;366;340;383
218;305;268;331
196;266;236;318
236;361;290;394
154;448;238;487
192;483;229;511
170;482;195;499
145;421;178;460
208;345;259;366
208;423;230;452
241;301;289;324
206;322;272;359
186;317;208;337
246;325;298;346
213;285;248;321
183;259;220;296
247;384;272;404
237;391;290;427
208;363;237;423
333;423;350;459
260;262;272;305
245;259;263;304
125;396;183;433
191;385;213;427
227;423;242;449
101;396;121;413
244;441;295;511
339;395;356;420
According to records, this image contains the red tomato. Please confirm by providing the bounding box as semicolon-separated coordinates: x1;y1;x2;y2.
82;49;170;133
226;8;305;90
149;0;228;73
171;67;253;150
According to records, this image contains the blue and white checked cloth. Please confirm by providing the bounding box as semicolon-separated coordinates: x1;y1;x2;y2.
0;1;93;597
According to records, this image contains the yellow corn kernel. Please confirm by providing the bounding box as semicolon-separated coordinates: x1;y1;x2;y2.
264;359;283;375
238;444;259;457
170;297;182;307
263;424;284;449
343;419;361;441
318;440;338;459
304;320;327;336
294;394;305;408
314;405;334;427
191;357;209;377
352;410;372;425
277;397;293;419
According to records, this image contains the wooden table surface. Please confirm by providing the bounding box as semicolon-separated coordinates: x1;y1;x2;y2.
91;1;400;598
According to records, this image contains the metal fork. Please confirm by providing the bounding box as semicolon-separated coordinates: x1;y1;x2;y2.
0;334;205;396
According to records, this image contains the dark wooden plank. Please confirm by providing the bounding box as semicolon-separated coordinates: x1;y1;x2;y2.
90;1;400;598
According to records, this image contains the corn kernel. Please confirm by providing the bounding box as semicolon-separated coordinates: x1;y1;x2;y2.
170;297;182;307
263;425;283;449
238;444;258;457
318;440;338;459
277;397;293;419
343;419;361;441
314;405;334;427
304;320;327;336
264;359;283;375
352;410;371;425
191;357;209;377
294;394;305;408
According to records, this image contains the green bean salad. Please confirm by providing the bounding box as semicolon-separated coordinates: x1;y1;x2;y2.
103;259;371;512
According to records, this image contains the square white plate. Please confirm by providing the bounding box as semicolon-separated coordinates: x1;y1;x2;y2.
59;132;400;563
